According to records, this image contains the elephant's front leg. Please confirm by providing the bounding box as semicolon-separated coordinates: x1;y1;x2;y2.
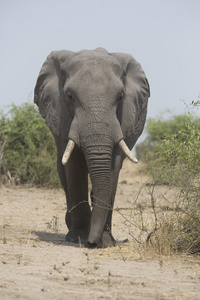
57;149;91;244
100;150;124;247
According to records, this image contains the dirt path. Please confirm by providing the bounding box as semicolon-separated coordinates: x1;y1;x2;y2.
0;161;200;299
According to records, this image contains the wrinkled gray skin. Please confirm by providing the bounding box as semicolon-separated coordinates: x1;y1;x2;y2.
34;48;150;247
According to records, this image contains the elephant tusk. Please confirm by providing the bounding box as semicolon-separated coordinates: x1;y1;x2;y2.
62;139;75;165
119;140;138;163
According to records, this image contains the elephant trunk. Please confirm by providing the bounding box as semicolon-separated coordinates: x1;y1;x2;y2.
83;135;113;246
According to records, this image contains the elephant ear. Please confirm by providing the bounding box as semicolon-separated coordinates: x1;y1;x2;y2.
34;50;75;136
111;53;150;148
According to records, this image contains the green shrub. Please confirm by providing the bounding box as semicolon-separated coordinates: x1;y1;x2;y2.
136;113;200;163
143;102;200;254
0;102;60;187
146;114;200;144
147;112;200;185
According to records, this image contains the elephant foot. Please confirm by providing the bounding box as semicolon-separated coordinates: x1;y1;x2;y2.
65;229;116;248
65;228;88;245
100;231;116;248
87;231;116;248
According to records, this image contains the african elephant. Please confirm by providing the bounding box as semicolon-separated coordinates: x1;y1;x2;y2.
34;48;150;247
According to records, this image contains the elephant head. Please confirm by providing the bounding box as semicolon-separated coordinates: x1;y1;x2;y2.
34;48;150;247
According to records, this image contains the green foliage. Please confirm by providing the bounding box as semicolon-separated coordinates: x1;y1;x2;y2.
136;113;200;164
146;113;200;185
0;102;60;187
142;103;200;254
191;99;200;107
145;114;200;145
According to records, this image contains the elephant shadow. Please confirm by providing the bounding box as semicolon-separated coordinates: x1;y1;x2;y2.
33;231;85;248
33;231;129;248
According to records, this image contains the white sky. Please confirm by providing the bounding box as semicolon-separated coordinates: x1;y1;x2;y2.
1;0;200;122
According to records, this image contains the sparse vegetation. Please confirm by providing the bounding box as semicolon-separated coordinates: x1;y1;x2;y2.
134;99;200;254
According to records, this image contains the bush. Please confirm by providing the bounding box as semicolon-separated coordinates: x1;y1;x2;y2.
0;102;60;187
142;102;200;254
136;112;200;163
147;112;200;184
146;114;200;143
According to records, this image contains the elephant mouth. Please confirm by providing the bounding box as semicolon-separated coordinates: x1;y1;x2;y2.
62;138;138;165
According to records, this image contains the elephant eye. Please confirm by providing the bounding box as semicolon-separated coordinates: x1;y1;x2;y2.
67;92;73;100
117;91;124;102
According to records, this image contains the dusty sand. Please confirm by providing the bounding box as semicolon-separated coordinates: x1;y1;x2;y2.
0;160;200;300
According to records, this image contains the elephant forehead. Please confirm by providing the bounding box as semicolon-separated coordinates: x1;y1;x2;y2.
65;54;123;78
65;59;124;98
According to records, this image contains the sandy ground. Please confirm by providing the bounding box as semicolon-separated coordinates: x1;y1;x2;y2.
0;160;200;300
